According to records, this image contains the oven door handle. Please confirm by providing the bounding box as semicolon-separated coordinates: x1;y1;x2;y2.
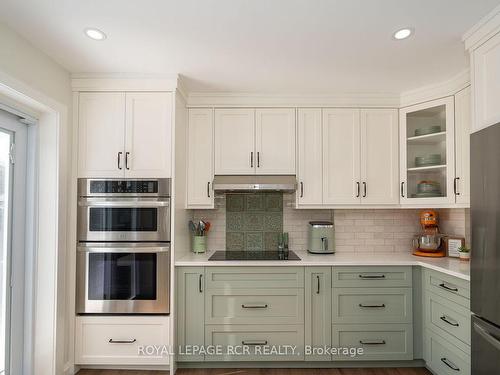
78;200;170;207
77;246;170;253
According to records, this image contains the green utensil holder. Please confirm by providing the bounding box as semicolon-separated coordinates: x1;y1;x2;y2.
192;236;207;253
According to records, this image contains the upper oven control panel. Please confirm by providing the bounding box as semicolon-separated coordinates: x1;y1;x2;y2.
78;178;171;197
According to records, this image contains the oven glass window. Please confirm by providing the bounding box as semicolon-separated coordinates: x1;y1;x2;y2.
89;208;158;232
88;253;157;300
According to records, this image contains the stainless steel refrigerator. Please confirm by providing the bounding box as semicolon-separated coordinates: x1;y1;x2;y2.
471;122;500;374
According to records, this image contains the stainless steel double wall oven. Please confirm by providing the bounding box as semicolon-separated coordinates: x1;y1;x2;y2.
77;178;171;314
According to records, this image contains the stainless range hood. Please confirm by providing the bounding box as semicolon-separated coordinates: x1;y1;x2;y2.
212;175;297;192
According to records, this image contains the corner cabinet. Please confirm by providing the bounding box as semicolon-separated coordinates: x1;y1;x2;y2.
399;97;456;206
214;108;296;175
77;92;173;178
187;109;214;208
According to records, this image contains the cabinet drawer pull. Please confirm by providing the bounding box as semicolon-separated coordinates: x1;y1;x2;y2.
300;182;304;198
316;275;320;294
199;274;203;293
441;357;460;371
439;282;458;292
401;182;405;198
125;152;130;170
359;303;386;308
454;177;460;196
242;340;268;346
207;181;211;198
117;152;123;170
358;274;386;279
359;340;386;345
241;304;268;309
250;152;254;168
440;315;459;327
356;182;360;198
257;151;260;168
363;182;367;198
109;338;136;344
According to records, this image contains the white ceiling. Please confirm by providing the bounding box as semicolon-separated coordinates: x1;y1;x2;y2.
0;0;498;93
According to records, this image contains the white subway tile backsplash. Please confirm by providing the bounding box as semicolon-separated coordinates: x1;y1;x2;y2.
192;193;469;253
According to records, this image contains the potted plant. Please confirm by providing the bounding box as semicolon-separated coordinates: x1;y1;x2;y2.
458;246;470;261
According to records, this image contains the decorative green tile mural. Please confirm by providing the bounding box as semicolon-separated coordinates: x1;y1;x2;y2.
226;192;283;251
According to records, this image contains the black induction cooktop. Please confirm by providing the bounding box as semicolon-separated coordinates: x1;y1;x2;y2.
208;250;301;261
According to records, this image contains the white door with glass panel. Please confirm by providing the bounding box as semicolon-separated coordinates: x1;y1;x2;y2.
0;110;28;375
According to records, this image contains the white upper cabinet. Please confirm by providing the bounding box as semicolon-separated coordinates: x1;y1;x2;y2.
297;109;323;206
471;31;500;133
322;109;361;205
255;109;296;174
125;92;172;178
187;108;214;208
78;92;126;178
360;109;399;205
214;109;255;175
454;87;471;205
77;92;172;178
399;97;455;206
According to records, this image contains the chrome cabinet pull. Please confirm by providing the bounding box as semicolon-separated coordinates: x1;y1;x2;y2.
300;182;304;198
439;282;458;292
242;340;268;346
199;274;203;293
358;274;385;279
440;357;460;371
257;152;260;168
401;182;405;197
242;304;268;309
250;152;254;168
117;152;123;170
316;275;320;294
125;152;130;170
109;338;136;344
454;177;460;195
359;340;386;345
359;303;386;308
207;181;211;198
440;315;459;327
363;182;367;197
356;182;360;197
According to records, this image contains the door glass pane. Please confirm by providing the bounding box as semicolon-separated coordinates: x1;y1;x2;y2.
0;131;11;373
88;253;157;300
89;207;158;231
406;104;447;198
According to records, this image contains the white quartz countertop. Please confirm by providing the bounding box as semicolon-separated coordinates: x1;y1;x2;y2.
175;250;470;280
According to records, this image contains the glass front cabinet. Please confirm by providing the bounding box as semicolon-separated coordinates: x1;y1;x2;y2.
399;97;456;205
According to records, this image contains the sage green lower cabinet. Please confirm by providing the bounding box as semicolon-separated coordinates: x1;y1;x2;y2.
332;324;414;361
176;267;205;362
205;288;304;325
425;329;471;375
332;266;412;288
205;266;304;289
332;287;412;324
204;324;304;361
305;267;332;361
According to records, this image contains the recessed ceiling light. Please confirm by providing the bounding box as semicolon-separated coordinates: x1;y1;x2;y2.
84;28;106;41
393;28;413;40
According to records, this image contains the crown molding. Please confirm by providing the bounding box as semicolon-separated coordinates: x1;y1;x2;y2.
399;70;470;108
186;91;400;108
71;73;179;92
463;4;500;51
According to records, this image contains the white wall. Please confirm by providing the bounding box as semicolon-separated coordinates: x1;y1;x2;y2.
0;21;72;375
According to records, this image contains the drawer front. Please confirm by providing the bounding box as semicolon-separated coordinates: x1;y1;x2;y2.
425;269;470;308
332;324;413;361
426;291;471;346
332;266;412;288
205;324;304;361
426;329;471;375
206;267;304;289
332;287;412;324
75;316;169;365
206;289;304;324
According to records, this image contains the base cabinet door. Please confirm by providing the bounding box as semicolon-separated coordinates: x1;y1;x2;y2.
425;329;471;375
177;267;205;362
187;108;214;208
305;267;332;361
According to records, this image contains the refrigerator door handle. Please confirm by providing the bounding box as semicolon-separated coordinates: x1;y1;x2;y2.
474;322;500;351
